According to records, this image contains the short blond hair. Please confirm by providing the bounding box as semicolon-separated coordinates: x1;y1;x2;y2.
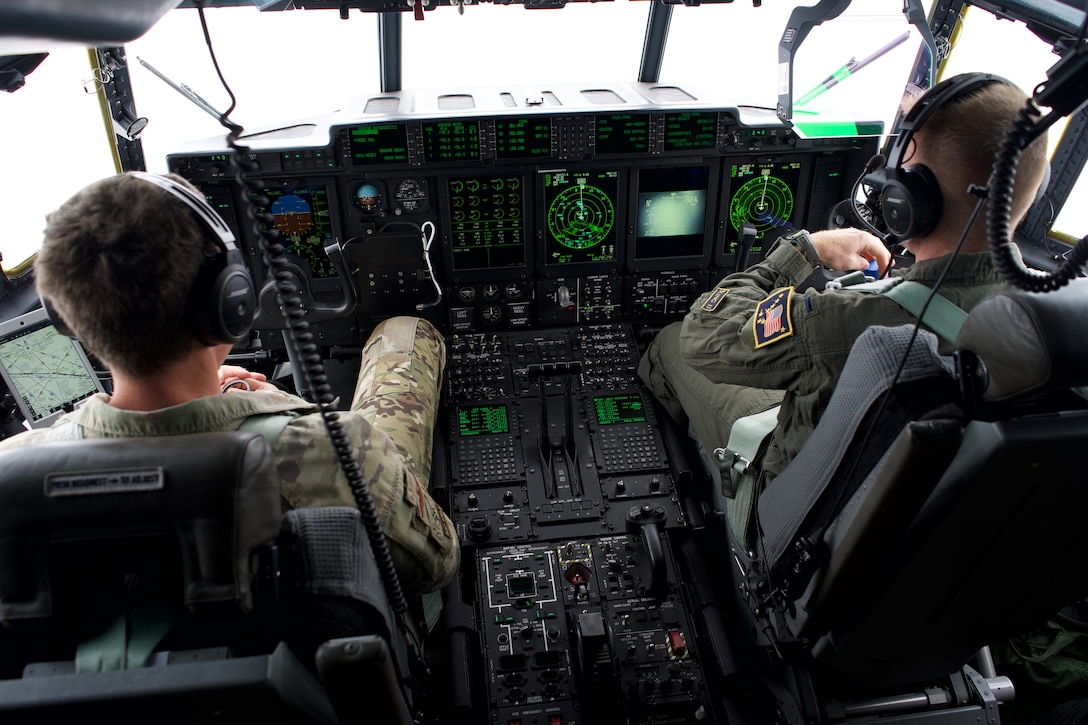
913;79;1048;235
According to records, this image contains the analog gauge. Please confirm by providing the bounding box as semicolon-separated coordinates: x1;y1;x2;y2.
481;305;503;326
352;182;383;214
482;283;500;300
393;178;429;214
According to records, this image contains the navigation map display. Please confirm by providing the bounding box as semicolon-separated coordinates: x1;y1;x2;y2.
0;309;103;428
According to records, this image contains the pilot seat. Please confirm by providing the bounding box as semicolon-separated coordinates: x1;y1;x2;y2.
700;279;1088;723
0;430;415;724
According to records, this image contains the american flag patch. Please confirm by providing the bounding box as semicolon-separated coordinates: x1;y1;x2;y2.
754;287;794;348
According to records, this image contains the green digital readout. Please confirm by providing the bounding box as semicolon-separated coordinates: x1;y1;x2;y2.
458;405;510;436
595;113;650;155
663;112;718;151
496;117;551;159
423;120;480;163
594;394;647;426
349;124;409;166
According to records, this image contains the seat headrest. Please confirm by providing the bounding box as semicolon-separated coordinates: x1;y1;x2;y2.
0;432;283;621
956;278;1088;402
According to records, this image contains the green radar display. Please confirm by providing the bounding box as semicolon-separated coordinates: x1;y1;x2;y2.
726;160;803;260
542;169;619;266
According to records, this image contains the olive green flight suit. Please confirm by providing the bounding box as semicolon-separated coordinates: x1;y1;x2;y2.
639;242;1009;482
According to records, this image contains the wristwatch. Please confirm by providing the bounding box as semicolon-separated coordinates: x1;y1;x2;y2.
783;229;820;268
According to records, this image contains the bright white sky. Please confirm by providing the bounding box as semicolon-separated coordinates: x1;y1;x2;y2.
0;1;1081;270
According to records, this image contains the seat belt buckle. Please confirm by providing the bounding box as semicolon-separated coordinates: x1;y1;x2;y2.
714;447;751;498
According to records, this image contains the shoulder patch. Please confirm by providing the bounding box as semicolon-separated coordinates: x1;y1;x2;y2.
754;287;795;349
700;286;730;312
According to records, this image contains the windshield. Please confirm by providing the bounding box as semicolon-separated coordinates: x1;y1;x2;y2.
1;0;1083;270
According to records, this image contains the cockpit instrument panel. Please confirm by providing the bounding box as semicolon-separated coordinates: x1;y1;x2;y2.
167;83;878;338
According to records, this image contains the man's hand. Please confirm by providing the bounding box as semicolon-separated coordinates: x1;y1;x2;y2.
809;228;892;277
218;365;278;393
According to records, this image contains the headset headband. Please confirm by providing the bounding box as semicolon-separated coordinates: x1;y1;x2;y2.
128;171;238;250
885;72;1012;172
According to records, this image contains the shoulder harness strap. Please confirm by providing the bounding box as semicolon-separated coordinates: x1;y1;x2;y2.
846;277;967;344
236;411;299;447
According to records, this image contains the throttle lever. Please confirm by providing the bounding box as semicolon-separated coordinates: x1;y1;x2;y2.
625;503;668;600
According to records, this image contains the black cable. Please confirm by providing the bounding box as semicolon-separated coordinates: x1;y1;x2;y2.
989;98;1088;291
191;1;409;618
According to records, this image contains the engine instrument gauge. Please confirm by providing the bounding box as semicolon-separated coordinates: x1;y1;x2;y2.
393;178;429;213
352;182;383;214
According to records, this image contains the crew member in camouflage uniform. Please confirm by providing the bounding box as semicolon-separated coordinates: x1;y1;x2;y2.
0;172;458;594
639;76;1049;482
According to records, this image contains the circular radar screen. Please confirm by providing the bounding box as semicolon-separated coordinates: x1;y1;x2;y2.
548;179;614;250
729;173;794;237
272;194;314;235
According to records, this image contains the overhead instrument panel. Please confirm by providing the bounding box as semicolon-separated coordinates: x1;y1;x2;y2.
254;182;338;278
541;169;623;268
719;159;806;270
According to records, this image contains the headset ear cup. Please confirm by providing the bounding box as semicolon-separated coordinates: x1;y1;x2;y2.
881;164;943;240
187;253;256;346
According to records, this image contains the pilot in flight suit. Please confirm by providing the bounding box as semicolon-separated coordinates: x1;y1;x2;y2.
639;75;1050;484
0;173;459;595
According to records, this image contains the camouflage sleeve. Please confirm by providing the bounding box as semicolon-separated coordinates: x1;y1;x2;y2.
275;316;459;594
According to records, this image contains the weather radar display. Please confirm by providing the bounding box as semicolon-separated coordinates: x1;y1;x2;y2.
729;162;799;236
542;169;620;265
726;160;803;260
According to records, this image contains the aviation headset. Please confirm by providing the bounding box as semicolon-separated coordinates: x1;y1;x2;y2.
862;72;1014;243
44;171;256;346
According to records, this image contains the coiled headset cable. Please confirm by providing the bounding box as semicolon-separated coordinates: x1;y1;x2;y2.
191;2;411;626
